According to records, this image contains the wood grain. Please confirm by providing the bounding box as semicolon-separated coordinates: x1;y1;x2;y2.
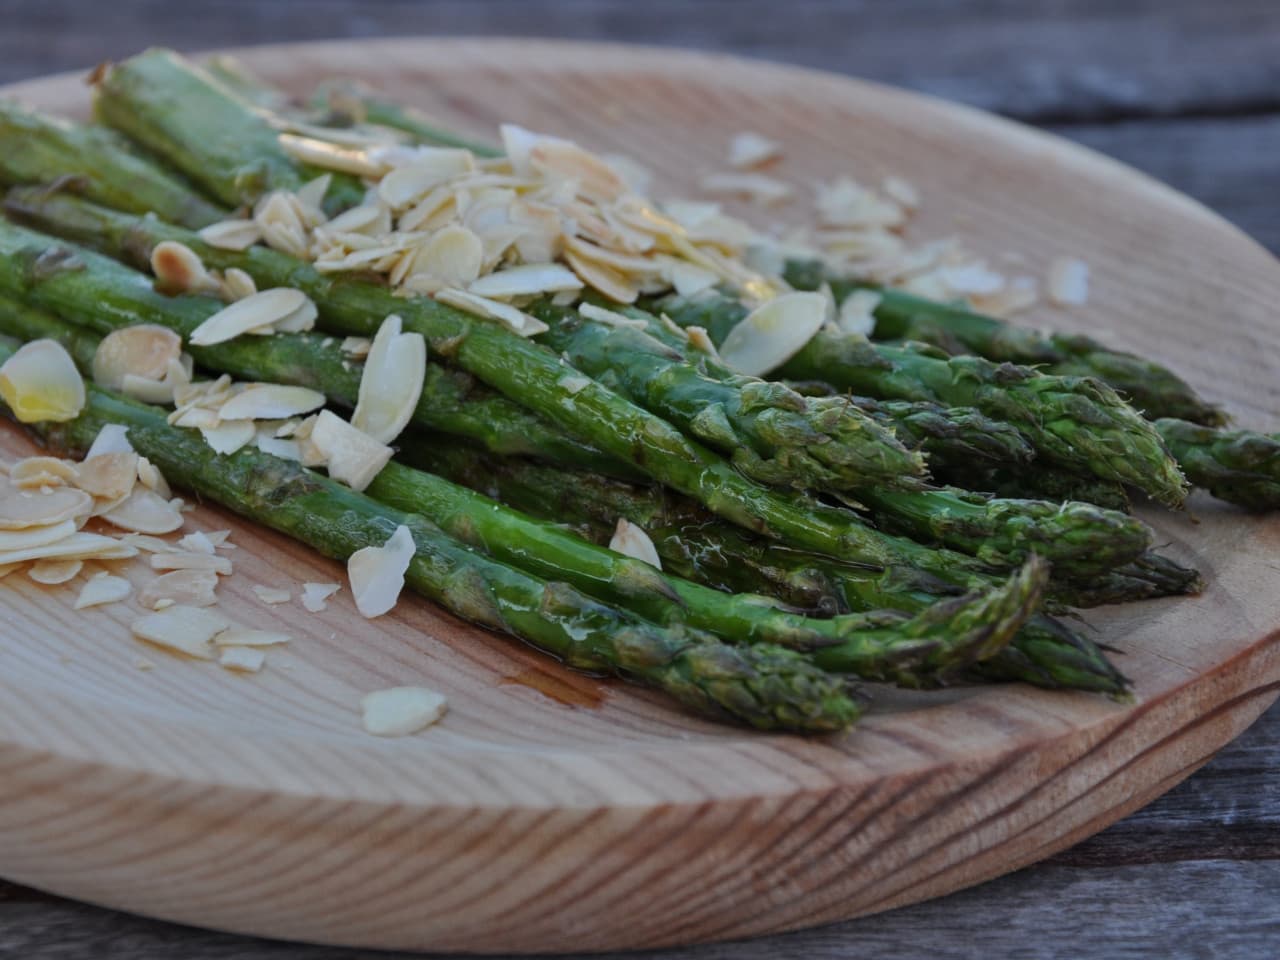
0;38;1278;954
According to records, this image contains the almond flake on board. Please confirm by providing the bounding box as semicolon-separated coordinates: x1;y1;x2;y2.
698;172;793;205
0;518;78;553
74;573;132;609
130;605;229;660
301;581;340;613
351;315;426;445
347;524;415;619
74;452;139;501
361;686;448;737
0;485;94;531
214;627;290;647
150;552;234;576
1048;257;1090;306
100;488;185;535
176;530;217;555
0;339;86;424
252;584;292;605
27;558;84;585
608;519;663;569
218;646;267;673
9;457;78;489
727;131;782;169
138;569;220;609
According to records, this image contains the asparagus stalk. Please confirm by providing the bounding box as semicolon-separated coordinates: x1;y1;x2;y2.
531;303;927;493
926;459;1132;512
783;260;1226;426
0;335;859;733
0;102;225;229
0;223;632;478
1155;418;1280;512
852;396;1036;467
2;190;1022;581
308;78;499;154
92;49;366;212
655;291;1189;507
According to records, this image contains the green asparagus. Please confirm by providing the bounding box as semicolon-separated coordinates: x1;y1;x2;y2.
1155;418;1280;511
0;333;859;732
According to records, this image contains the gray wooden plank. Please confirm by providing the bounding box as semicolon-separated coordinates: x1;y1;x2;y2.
1;0;1278;121
3;860;1279;959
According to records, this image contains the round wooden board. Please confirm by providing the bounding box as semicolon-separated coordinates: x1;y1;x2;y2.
1;38;1279;955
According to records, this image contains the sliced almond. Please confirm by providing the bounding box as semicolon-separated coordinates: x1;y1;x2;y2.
563;249;639;305
28;558;83;585
120;533;177;554
467;264;583;299
836;289;883;336
176;530;216;555
137;458;171;500
200;421;257;456
101;488;185;535
130;605;228;659
197;218;263;251
221;267;258;301
85;423;134;458
150;241;217;295
407;225;484;290
378;150;475;208
253;584;292;605
0;530;137;565
256;435;303;461
669;261;721;297
9;457;79;489
139;569;219;609
361;686;447;737
579;302;648;330
218;646;267;673
0;484;94;530
699;172;793;205
608;518;662;569
150;552;233;575
0;339;85;424
273;297;319;333
74;452;140;501
351;315;426;445
189;289;314;346
341;336;373;358
280;134;388;178
558;374;592;395
308;410;393;492
218;384;327;421
74;573;132;609
435;288;549;337
0;518;78;552
301;581;340;612
528;138;626;204
727;131;782;169
214;627;290;648
348;523;415;619
718;292;827;377
1048;257;1090;307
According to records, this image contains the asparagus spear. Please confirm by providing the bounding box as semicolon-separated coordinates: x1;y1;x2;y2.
309;77;498;154
783;260;1226;426
92;49;366;212
852;396;1036;467
655;291;1189;507
1155;418;1280;511
0;335;859;733
0;102;225;229
531;303;927;493
1;190;1021;580
0;224;633;478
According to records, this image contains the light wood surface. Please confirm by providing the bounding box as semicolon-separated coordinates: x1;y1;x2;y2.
0;38;1278;954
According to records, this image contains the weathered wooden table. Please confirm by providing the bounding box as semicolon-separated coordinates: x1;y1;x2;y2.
2;1;1278;957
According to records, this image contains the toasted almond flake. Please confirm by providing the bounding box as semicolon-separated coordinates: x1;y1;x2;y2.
579;302;648;329
101;487;185;535
378;150;476;208
0;530;137;565
74;452;139;501
120;533;175;553
550;289;579;307
253;584;292;605
0;483;94;530
308;410;393;491
407;225;484;291
669;261;721;297
468;263;583;298
218;384;327;421
351;316;426;445
139;569;219;609
214;627;290;648
341;336;373;358
74;573;132;609
882;175;920;210
937;262;1006;296
171;406;221;430
563;249;639;305
301;581;340;612
136;457;171;497
120;373;178;405
189;289;314;346
699;172;793;205
727;131;782;169
529;138;627;204
28;557;83;584
85;423;134;459
295;173;332;218
361;686;447;737
273;297;319;333
218;646;267;673
837;289;883;336
198;219;263;251
150;552;234;575
279;133;386;178
685;326;722;361
256;435;303;461
0;339;86;424
0;518;78;552
816;177;907;229
177;530;216;555
199;421;257;456
221;268;258;301
150;240;217;295
434;288;549;337
558;374;592;394
1048;257;1090;306
9;457;79;489
131;605;228;659
325;204;382;234
718;292;828;377
348;524;415;619
608;518;662;569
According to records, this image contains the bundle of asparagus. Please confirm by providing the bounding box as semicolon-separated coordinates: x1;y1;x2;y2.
1;47;1273;735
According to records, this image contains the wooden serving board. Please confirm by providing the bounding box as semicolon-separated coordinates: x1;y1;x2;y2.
1;38;1278;955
